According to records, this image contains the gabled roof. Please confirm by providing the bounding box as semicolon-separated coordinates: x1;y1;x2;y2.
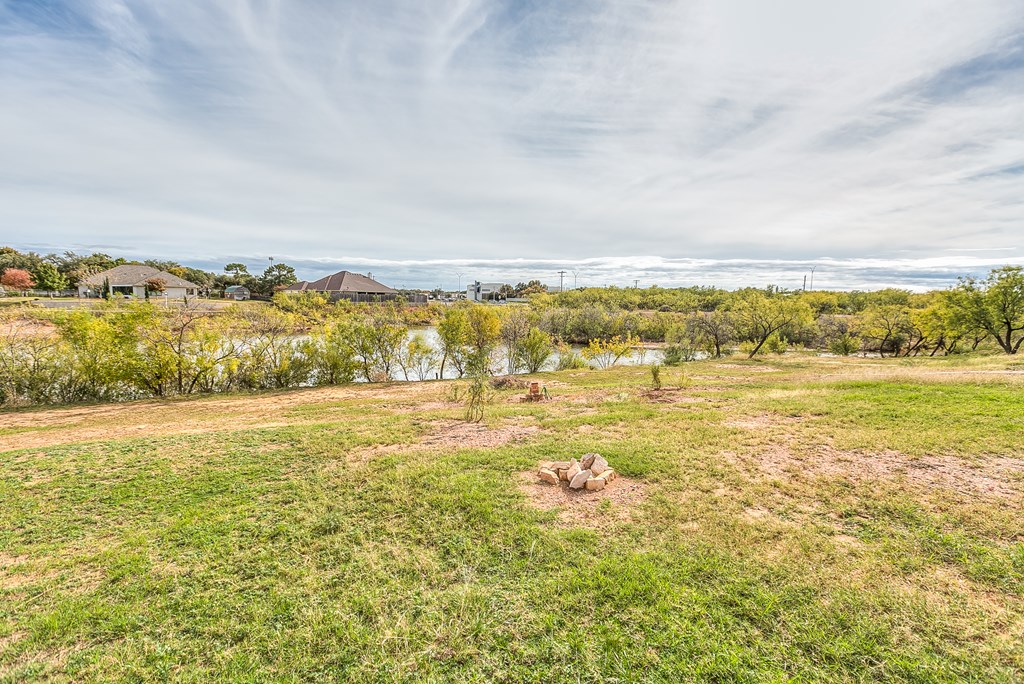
80;265;199;289
224;285;250;293
283;271;396;294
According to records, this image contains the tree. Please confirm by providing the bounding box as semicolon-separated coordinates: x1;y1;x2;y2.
1;268;35;294
858;304;912;357
145;277;167;296
947;266;1024;354
31;263;68;294
730;291;812;358
582;334;639;368
400;333;439;381
516;327;554;373
437;306;471;378
256;263;297;295
685;310;734;358
225;263;249;279
463;305;501;422
499;308;532;374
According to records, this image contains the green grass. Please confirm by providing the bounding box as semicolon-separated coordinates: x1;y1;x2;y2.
1;356;1022;682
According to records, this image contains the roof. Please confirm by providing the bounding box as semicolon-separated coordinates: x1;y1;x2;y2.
80;265;199;289
224;285;250;292
282;271;396;295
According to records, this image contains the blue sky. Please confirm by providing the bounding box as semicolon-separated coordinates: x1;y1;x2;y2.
1;0;1023;290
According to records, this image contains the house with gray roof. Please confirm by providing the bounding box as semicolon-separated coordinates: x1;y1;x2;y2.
78;265;200;299
282;270;403;302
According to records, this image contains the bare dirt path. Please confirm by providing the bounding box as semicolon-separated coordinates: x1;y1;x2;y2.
0;381;447;452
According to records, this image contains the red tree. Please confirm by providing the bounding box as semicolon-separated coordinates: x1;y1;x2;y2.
1;268;35;292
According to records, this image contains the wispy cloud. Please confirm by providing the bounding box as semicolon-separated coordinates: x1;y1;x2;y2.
2;1;1023;288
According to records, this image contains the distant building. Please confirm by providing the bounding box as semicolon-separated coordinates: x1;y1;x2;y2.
466;281;506;302
283;270;420;303
224;285;250;301
78;265;200;299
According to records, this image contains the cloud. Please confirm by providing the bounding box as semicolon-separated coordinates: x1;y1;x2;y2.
1;0;1023;288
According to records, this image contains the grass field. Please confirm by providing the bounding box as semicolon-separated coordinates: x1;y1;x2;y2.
1;355;1023;682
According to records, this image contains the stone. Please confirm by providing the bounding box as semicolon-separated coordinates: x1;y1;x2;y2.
590;455;609;476
569;469;592;489
565;462;581;483
549;461;571;471
538;468;560;485
580;453;598;469
596;468;616;483
540;461;553;470
558;469;569;481
585;476;605;491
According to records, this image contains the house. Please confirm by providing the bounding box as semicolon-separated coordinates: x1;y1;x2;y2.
282;270;407;302
223;285;250;301
78;265;200;299
467;281;507;302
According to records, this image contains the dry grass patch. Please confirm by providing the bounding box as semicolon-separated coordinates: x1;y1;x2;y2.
728;444;1023;500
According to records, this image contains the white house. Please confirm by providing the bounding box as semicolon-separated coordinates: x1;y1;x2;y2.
78;265;200;299
466;281;506;302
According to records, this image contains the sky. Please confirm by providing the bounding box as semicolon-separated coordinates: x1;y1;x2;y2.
1;0;1023;291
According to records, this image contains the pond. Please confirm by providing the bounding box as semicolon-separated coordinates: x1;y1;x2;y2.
404;327;665;381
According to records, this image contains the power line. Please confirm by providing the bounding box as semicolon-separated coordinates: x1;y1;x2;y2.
557;270;567;293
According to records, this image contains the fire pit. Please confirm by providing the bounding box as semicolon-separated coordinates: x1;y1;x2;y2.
537;453;617;491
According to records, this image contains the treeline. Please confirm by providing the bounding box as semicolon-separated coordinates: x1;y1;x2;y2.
0;301;563;407
2;266;1023;407
0;247;299;297
539;267;1024;359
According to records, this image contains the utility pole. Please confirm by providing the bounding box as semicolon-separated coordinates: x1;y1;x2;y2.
557;270;567;293
456;272;464;291
634;279;639;289
802;275;807;291
809;266;816;291
572;269;579;289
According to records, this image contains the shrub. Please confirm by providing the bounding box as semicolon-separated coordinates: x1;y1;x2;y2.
828;334;861;356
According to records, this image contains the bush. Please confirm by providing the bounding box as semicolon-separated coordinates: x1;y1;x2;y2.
650;364;662;390
663;344;699;365
828;334;861;356
555;342;588;370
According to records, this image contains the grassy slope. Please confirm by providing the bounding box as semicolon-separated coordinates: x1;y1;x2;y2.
1;355;1022;682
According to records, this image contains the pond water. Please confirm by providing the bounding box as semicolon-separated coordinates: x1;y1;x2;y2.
404;327;664;381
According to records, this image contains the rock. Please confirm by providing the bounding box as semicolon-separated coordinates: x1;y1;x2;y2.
538;468;560;485
569;469;592;489
596;468;616;483
549;461;571;471
580;453;598;469
539;461;553;470
585;476;605;491
565;462;581;483
590;455;609;476
558;469;569;481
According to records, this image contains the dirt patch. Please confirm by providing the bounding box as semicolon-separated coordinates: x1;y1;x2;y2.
383;401;459;414
642;388;709;404
419;420;541;449
0;382;453;452
729;445;1023;500
518;471;649;529
344;443;411;465
724;414;805;430
714;364;781;373
0;632;25;652
346;420;542;463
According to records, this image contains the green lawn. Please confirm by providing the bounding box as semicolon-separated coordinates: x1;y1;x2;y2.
1;356;1022;682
